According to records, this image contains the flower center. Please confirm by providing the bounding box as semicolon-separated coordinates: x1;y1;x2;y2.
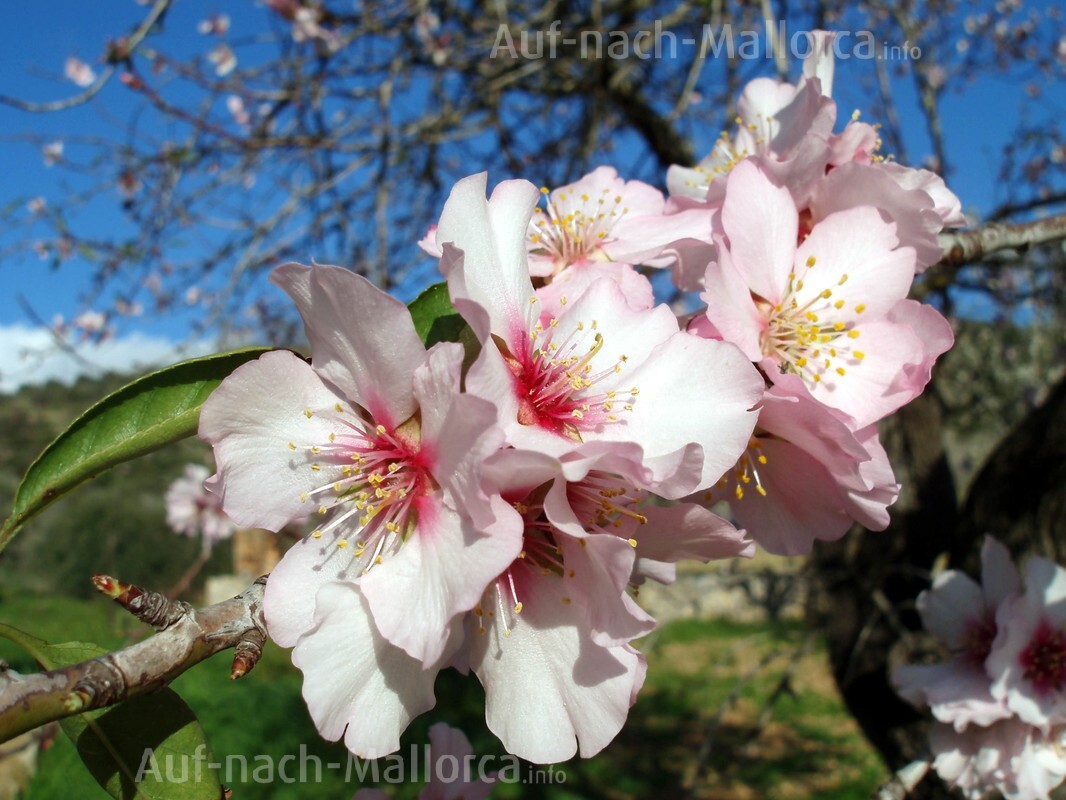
475;473;643;637
758;255;866;387
1020;620;1066;695
567;472;648;531
507;316;638;441
528;185;629;271
293;404;428;569
961;612;997;669
705;436;769;502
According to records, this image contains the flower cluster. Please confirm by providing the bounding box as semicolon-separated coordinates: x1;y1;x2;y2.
666;30;959;555
893;537;1066;799
198;32;957;765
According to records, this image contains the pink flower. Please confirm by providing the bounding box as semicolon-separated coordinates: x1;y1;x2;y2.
207;43;236;76
64;57;96;88
666;66;835;208
200;263;521;756
930;720;1066;800
164;463;237;545
527;166;711;277
692;371;899;554
464;445;750;762
989;554;1066;730
667;30;963;276
434;172;763;498
701;160;951;428
893;536;1019;731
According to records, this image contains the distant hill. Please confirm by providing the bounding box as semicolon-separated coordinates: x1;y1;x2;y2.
0;370;233;600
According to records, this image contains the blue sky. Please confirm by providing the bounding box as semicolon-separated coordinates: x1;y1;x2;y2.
0;2;1062;389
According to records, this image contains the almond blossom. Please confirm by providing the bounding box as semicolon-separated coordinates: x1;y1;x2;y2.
434;172;763;498
64;56;96;88
893;539;1066;799
527;165;710;278
666;29;964;279
466;445;752;762
988;553;1066;730
700;159;952;428
930;720;1066;800
893;536;1019;731
199;263;521;757
691;369;899;555
164;463;237;545
666;60;835;209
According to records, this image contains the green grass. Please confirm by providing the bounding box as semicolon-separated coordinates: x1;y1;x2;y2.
1;595;886;799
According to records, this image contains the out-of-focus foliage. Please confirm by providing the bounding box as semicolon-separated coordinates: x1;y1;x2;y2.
0;373;232;599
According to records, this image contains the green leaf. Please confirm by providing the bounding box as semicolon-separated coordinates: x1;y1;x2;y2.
407;281;479;370
0;625;221;800
408;281;466;347
0;347;274;553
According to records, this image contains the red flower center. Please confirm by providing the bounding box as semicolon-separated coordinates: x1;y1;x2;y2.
1020;620;1066;695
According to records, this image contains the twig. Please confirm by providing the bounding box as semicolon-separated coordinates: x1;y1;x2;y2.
755;631;818;730
870;757;930;800
165;538;214;600
0;574;267;744
685;644;785;798
0;0;172;113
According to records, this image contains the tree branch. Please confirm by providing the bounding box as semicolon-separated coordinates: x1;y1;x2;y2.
0;574;267;745
936;213;1066;269
0;0;172;113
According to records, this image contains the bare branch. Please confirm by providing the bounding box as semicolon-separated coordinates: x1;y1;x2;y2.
0;0;172;113
937;213;1066;269
0;574;267;745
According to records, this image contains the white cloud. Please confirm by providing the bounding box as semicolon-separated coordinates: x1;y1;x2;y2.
0;324;215;394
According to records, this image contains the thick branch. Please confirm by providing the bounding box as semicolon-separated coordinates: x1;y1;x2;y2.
0;575;267;744
937;213;1066;269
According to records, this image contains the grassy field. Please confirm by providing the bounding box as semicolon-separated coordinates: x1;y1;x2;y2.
0;594;886;799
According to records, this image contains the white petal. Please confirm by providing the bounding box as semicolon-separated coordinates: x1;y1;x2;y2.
292;582;437;759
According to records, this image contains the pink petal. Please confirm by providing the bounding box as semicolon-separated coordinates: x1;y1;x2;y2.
199;350;350;531
422;723;495;800
721;437;854;555
636;502;754;574
699;247;765;362
793;206;915;323
559;533;655;647
537;262;655;317
919;570;986;649
271;263;424;429
720;160;798;304
810;162;943;269
595;332;762;496
607;206;714;265
361;494;521;666
263;521;366;647
788;317;925;429
981;536;1021;611
437;173;540;348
